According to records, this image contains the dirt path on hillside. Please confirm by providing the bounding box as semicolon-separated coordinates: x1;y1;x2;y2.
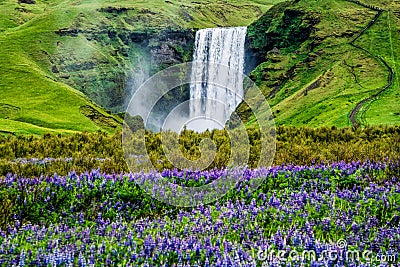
346;0;394;126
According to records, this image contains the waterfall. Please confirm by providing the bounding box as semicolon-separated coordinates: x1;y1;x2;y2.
188;26;247;132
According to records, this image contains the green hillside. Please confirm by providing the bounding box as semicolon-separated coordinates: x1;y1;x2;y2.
245;0;400;127
0;0;399;135
0;0;282;135
0;1;125;135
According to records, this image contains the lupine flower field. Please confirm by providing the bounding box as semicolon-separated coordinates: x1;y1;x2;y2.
0;160;399;266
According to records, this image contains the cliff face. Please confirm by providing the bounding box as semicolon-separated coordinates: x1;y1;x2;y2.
116;29;195;71
52;25;195;112
247;2;319;63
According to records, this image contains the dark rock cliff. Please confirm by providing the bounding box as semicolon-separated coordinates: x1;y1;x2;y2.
53;24;195;112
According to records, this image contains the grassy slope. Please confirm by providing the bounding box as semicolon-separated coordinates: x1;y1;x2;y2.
1;0;398;135
67;0;283;29
359;1;400;125
247;0;400;128
0;0;283;135
0;0;123;135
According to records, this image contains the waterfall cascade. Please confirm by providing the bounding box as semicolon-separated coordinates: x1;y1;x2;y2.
188;27;247;132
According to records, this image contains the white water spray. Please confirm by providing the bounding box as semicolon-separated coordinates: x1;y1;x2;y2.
188;27;247;132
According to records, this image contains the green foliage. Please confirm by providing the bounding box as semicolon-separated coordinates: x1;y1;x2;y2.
248;1;318;53
0;125;398;177
245;0;400;127
124;113;145;133
0;158;398;239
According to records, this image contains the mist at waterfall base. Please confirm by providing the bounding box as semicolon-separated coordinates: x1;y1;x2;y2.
125;54;150;109
126;27;248;133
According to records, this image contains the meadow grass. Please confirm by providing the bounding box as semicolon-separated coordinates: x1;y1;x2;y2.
360;7;400;125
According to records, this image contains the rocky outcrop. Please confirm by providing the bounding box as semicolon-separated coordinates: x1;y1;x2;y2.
53;24;195;112
56;27;195;72
18;0;35;4
247;2;320;65
79;105;120;128
116;28;195;71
